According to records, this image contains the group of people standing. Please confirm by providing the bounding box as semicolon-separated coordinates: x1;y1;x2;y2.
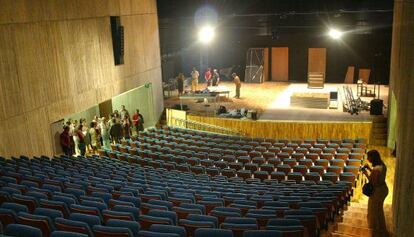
60;105;144;157
176;67;242;98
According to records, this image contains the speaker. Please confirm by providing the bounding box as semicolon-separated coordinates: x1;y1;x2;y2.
251;111;257;120
110;16;124;65
370;99;383;115
330;91;338;101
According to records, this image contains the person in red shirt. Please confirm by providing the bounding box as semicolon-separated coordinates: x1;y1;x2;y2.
60;125;72;157
204;67;212;87
132;109;144;134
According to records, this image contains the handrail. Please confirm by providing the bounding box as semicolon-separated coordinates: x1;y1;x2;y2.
171;116;245;137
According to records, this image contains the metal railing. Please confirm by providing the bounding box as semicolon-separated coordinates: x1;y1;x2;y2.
171;116;245;137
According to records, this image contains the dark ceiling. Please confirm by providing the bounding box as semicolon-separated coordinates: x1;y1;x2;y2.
157;0;394;84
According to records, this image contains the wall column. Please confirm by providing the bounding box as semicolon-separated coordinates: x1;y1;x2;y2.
391;0;414;236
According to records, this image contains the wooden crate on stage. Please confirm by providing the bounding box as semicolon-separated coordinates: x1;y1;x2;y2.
308;72;325;88
290;92;330;109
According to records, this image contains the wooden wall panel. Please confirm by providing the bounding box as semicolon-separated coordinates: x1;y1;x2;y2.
187;115;372;142
271;47;289;81
0;0;162;157
263;48;269;81
308;48;326;74
344;66;355;84
0;25;22;120
358;69;371;83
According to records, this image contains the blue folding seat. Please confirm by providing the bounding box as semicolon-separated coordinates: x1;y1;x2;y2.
42;184;62;193
34;207;63;220
106;219;140;237
81;200;108;212
343;166;359;176
262;201;289;212
102;209;136;222
11;194;38;213
0;207;17;227
52;194;77;206
112;205;140;221
284;210;317;237
327;165;342;175
64;188;85;200
109;199;135;209
243;230;283;237
339;172;356;185
194;228;233;237
347;158;362;166
70;204;101;219
148;210;177;225
149;224;186;237
278;196;302;209
180;203;205;215
221;217;258;237
210;208;242;224
1;202;28;214
39;199;70;218
287;172;303;183
93;225;134;237
139;230;180;237
5;223;43;237
51;231;89;237
17;212;54;237
245;209;278;228
148;200;173;210
139;214;173;230
69;213;101;228
91;192;112;205
266;218;305;236
270;171;285;182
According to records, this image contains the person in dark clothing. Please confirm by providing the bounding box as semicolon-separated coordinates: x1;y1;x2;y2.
109;118;123;143
75;124;86;156
60;125;72;156
177;73;185;96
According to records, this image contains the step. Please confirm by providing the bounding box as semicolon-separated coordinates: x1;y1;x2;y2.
371;116;387;123
342;216;369;227
372;122;387;129
370;139;387;146
342;211;367;220
372;133;387;139
331;232;367;237
372;127;387;134
336;223;373;236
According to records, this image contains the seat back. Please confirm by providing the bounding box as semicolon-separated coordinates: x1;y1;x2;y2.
5;223;43;237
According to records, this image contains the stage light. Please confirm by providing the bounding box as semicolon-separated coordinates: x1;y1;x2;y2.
328;28;343;39
198;25;215;44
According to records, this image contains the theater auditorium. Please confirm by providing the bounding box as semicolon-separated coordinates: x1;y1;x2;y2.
0;1;412;237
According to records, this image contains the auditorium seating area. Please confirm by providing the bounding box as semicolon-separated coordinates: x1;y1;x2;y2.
0;127;366;237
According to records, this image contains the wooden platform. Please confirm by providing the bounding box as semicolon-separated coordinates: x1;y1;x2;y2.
290;92;330;109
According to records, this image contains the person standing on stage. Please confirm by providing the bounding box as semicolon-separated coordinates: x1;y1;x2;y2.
204;67;212;87
232;72;241;99
176;73;185;96
191;67;199;92
212;69;220;86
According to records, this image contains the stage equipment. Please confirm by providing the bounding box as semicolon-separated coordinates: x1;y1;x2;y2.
343;86;370;115
370;99;383;115
245;48;265;83
308;72;325;89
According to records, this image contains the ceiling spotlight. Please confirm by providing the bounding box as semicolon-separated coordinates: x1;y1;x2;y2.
328;28;343;39
198;25;215;44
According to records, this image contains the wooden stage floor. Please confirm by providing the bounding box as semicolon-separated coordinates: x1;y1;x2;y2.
164;82;389;122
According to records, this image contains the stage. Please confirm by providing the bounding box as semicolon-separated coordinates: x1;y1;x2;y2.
164;81;389;122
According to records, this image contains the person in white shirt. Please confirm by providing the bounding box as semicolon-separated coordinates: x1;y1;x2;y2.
190;67;199;92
